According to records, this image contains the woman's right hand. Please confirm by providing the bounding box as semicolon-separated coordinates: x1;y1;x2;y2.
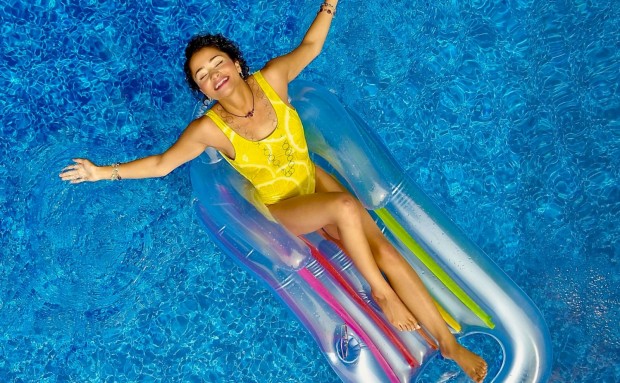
59;158;101;184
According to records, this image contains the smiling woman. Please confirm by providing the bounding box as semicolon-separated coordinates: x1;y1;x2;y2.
58;1;490;381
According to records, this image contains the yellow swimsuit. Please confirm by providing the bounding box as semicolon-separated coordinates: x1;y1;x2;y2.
206;71;316;205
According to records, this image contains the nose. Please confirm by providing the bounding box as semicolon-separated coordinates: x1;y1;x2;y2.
210;70;221;82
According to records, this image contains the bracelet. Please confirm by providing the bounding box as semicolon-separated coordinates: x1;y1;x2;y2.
318;2;336;15
110;163;122;181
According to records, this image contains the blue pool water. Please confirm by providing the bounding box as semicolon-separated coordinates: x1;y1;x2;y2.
1;0;618;382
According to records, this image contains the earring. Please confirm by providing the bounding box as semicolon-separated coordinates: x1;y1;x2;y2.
202;96;212;106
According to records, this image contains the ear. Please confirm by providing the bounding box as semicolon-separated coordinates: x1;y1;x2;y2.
235;61;242;75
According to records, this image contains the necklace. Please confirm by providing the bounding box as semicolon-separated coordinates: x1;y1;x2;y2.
220;83;255;118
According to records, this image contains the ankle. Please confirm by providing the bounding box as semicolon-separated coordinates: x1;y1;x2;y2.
371;287;396;302
438;339;461;359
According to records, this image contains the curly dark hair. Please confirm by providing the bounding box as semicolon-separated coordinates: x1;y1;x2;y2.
183;33;250;94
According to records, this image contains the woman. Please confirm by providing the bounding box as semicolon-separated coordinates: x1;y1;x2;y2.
60;1;487;381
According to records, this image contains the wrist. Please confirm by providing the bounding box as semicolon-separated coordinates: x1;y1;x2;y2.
94;166;109;182
110;163;122;181
94;164;121;182
318;1;338;15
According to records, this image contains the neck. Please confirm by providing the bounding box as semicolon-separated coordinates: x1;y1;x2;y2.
218;79;254;117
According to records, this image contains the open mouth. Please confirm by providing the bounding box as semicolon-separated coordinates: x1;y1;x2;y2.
214;77;229;91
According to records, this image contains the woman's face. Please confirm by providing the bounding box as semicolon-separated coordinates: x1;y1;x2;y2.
189;46;243;100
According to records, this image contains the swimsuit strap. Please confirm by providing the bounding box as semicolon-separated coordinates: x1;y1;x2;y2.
253;71;286;106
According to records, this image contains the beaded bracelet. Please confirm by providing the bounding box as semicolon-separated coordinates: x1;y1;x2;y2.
110;163;122;181
318;2;336;15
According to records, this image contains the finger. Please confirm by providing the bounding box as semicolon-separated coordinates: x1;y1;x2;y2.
60;172;73;180
63;162;84;172
61;171;82;182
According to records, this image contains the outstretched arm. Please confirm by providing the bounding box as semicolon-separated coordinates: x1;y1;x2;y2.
263;1;339;85
59;118;212;183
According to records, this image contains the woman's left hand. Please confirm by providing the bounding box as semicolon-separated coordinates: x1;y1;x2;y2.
59;158;99;184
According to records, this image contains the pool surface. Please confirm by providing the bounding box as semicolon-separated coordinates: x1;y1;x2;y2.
1;0;618;382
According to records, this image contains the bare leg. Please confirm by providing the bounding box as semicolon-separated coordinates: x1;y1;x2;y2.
314;166;488;382
268;191;419;332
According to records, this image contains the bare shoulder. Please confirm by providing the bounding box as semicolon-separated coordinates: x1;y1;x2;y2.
183;115;231;152
184;113;227;148
185;114;214;138
260;62;290;100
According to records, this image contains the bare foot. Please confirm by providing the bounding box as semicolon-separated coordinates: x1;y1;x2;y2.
441;343;488;382
372;290;420;332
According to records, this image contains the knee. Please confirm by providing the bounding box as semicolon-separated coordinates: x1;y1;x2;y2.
333;193;362;223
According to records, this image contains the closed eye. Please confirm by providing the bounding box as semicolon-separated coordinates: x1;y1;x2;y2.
195;56;226;83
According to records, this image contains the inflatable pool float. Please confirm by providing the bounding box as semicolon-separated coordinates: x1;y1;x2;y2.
189;80;553;382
